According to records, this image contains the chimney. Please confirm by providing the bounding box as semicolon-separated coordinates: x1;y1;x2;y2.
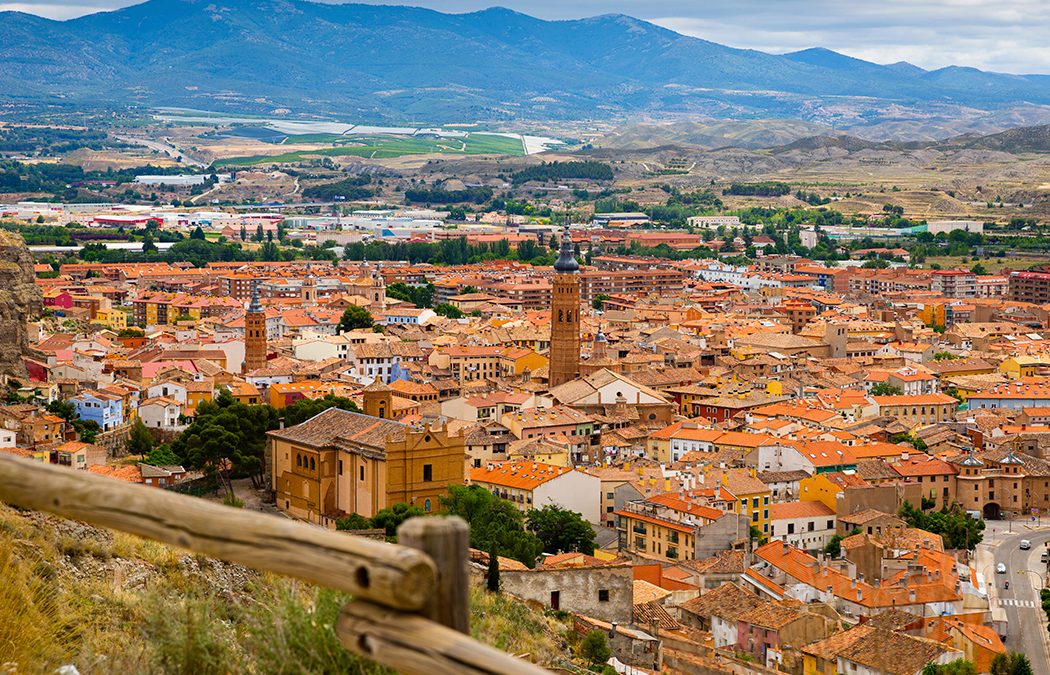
278;417;285;430
609;622;617;639
782;541;789;555
909;589;917;603
856;588;863;601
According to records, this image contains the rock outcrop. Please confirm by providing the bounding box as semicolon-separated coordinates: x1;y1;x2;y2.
0;230;41;382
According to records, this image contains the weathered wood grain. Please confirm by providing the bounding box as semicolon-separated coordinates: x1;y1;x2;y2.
0;453;435;610
398;516;470;633
337;600;551;675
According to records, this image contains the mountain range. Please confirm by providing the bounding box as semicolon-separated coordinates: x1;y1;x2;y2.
4;0;1050;126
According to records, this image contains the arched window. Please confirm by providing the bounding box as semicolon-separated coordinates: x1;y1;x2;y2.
424;499;432;513
558;309;564;322
296;454;302;467
309;457;316;471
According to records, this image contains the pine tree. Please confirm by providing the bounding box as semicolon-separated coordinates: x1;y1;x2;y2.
487;542;500;593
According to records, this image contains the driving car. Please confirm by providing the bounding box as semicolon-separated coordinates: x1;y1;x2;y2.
1021;540;1032;550
996;562;1007;574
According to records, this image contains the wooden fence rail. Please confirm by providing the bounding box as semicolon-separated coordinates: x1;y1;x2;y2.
0;454;548;675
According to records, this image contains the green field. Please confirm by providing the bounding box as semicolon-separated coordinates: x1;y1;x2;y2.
217;133;525;166
924;255;1050;273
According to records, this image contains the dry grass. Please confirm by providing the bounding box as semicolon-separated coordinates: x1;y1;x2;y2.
0;504;570;673
0;540;73;672
469;586;571;665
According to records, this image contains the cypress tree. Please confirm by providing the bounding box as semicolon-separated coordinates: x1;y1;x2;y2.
487;543;500;593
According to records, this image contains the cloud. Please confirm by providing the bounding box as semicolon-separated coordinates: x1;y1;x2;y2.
5;0;1050;72
0;1;121;18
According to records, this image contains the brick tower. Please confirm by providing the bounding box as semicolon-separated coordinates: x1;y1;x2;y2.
549;228;581;388
243;280;267;374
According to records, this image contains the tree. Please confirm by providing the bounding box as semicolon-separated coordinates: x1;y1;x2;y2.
592;293;610;311
870;383;904;396
370;502;425;539
433;303;464;319
146;444;180;467
970;262;988;276
47;399;77;422
825;534;845;558
338;305;374;332
580;630;611;666
442;485;543;567
239;225;247;242
934;351;962;361
170;391;278;492
899;502;984;550
127;417;155;456
141;233;157;254
253;224;264;242
190;226;206;240
990;653;1033;675
922;659;977;675
335;513;372;531
825;528;861;557
76;420;100;444
527;505;596;555
487;542;500;593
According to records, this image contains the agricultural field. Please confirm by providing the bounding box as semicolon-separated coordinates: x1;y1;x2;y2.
923;255;1050;273
215;132;526;166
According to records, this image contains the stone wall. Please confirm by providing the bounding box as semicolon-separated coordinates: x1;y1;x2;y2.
501;563;633;624
0;231;41;383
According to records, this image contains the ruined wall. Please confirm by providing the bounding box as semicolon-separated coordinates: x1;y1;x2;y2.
0;230;41;383
501;564;634;624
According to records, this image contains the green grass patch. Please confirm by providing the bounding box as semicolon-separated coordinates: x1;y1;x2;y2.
218;133;525;166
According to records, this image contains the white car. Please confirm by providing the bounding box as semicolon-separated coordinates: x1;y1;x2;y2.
1020;540;1032;550
996;562;1007;574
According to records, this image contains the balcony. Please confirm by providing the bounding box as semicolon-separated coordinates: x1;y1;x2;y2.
632;523;647;535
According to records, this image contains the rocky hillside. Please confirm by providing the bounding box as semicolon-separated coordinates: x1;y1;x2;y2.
0;502;572;673
0;230;40;383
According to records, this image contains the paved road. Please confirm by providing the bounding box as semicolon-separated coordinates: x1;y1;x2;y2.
988;526;1050;673
116;135;209;168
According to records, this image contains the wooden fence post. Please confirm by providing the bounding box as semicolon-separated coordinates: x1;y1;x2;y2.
398;516;470;634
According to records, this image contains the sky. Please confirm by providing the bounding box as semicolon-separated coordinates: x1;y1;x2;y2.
3;0;1049;74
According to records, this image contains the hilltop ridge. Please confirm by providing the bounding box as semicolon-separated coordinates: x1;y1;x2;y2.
2;0;1050;124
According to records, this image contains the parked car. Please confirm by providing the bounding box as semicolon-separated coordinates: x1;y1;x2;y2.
1021;540;1032;550
996;562;1007;574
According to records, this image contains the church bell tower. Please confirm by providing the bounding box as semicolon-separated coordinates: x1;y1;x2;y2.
549;228;581;388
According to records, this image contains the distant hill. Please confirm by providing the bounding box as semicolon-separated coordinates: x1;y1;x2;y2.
770;134;885;153
947;124;1050;153
3;0;1050;122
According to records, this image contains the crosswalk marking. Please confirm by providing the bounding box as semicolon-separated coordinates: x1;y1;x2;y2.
998;598;1037;608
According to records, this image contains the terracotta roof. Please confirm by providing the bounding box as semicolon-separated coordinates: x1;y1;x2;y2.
840;627;957;674
267;407;405;453
678;582;762;622
769;500;835;521
736;601;804;630
470;462;575;491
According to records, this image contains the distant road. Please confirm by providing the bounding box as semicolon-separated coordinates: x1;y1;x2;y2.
116;136;209;169
986;524;1050;674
